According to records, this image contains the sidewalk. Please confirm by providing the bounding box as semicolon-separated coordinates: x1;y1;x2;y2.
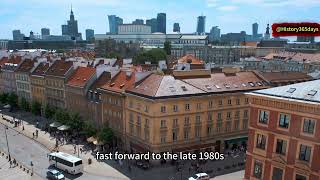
210;170;244;180
0;112;129;180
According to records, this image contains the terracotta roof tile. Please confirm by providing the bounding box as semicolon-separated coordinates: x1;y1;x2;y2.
32;62;50;76
16;59;34;73
258;72;312;82
100;71;136;93
67;67;96;87
177;54;204;65
46;60;73;77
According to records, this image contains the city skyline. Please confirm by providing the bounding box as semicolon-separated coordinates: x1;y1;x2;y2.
1;0;320;39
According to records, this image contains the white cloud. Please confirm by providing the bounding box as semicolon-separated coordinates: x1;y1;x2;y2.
207;0;220;7
217;5;238;11
230;0;320;7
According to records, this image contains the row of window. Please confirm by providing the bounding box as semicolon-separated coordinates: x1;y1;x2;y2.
256;133;313;163
253;161;309;180
128;98;249;113
46;80;63;88
258;110;316;135
17;82;30;90
16;74;29;81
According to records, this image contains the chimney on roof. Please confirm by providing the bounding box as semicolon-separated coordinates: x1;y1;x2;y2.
222;67;240;75
126;70;132;78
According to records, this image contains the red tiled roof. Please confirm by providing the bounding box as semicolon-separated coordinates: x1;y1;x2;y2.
32;62;50;76
89;71;112;90
46;60;73;77
67;67;96;87
100;71;136;93
258;71;312;82
177;54;204;65
16;59;34;73
0;57;9;66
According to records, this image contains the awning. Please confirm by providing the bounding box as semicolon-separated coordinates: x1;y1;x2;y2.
87;136;97;143
57;125;70;131
224;137;248;144
93;140;105;145
49;122;61;128
3;104;11;109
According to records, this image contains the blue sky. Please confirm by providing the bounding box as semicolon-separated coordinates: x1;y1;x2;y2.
1;0;320;39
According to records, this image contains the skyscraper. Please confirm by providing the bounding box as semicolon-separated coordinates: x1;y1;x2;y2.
41;28;50;36
209;26;221;42
108;15;123;34
61;7;82;40
264;24;270;40
173;23;180;32
86;29;94;41
146;18;157;33
12;30;24;40
196;16;206;34
252;23;258;37
157;13;166;34
132;19;144;25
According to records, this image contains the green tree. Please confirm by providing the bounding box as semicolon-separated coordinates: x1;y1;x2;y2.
68;113;84;131
83;121;97;137
98;127;113;144
0;93;8;104
31;101;42;116
164;41;171;55
7;92;18;108
54;108;70;124
44;104;55;119
133;48;167;64
19;97;30;112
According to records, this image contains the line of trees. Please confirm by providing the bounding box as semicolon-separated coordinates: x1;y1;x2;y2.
0;92;113;144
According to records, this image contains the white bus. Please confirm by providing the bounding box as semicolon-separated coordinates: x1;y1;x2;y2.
49;152;83;175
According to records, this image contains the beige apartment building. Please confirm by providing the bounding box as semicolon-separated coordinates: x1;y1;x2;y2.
124;70;269;153
30;62;50;105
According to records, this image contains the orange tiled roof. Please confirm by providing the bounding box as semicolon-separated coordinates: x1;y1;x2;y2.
0;57;9;66
100;71;136;93
46;60;73;77
258;71;312;82
177;54;204;65
32;62;50;76
67;67;96;87
16;59;34;73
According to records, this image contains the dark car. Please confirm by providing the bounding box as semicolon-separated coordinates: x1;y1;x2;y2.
46;169;65;180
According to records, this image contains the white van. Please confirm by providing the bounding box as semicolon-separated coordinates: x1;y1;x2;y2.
188;173;210;180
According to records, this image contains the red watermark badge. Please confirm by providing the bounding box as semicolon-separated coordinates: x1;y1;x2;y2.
272;22;320;37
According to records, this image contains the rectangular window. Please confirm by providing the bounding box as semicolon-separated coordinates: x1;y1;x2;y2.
225;121;231;132
185;104;190;111
160;120;166;128
208;101;213;109
161;106;166;113
299;144;311;162
217;112;222;120
195;127;201;137
296;174;307;180
184;117;190;126
208;112;213;121
244;110;249;118
253;161;263;179
235;111;240;119
256;134;266;150
145;119;149;127
272;167;283;180
279;113;290;129
234;120;239;130
236;98;240;105
173;105;178;112
207;125;212;135
275;139;287;155
172;131;177;142
196;115;201;124
245;98;249;104
259;110;269;124
173;119;178;127
144;105;149;113
218;100;223;106
137;115;141;126
196;103;202;110
184;130;189;140
160;136;166;144
227;112;232;119
303;119;315;134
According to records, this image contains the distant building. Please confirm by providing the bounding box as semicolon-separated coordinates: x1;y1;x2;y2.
61;7;82;40
12;30;24;40
221;31;246;44
264;24;270;40
157;13;166;34
209;26;220;42
0;40;8;50
108;15;123;34
86;29;94;41
297;36;315;43
252;23;258;37
132;19;144;25
146;18;157;33
118;24;151;35
173;23;180;33
41;28;50;36
196;16;206;34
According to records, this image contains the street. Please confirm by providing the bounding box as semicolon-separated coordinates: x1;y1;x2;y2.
0;123;124;180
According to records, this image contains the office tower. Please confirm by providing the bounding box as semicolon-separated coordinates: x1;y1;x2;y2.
41;28;50;36
146;18;157;33
173;23;180;32
209;26;221;42
86;29;94;41
108;15;123;34
197;16;206;34
264;24;270;40
157;13;166;34
132;19;144;25
61;7;81;39
252;23;258;37
12;30;24;40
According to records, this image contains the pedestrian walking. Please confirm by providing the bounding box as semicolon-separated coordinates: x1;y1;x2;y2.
22;126;24;131
35;130;38;138
32;132;35;138
74;145;76;154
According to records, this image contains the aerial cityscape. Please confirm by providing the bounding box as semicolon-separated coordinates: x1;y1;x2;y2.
0;1;320;180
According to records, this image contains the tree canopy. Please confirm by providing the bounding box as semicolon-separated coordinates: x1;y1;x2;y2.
133;48;167;64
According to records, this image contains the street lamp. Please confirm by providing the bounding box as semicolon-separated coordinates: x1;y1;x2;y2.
4;125;11;163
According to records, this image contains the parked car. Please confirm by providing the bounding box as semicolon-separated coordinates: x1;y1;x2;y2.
47;169;65;180
188;173;210;180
